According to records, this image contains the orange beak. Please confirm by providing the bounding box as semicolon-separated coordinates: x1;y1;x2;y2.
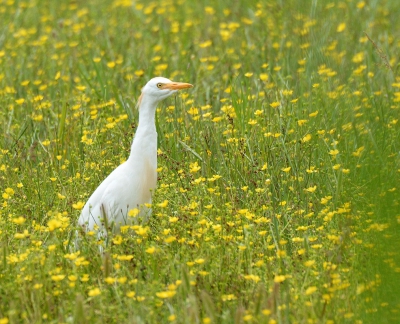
161;82;193;90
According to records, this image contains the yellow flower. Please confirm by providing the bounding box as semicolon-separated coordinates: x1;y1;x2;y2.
112;235;123;245
222;294;236;301
135;226;148;236
187;107;199;115
352;52;365;64
255;260;264;267
0;317;9;324
12;217;25;225
329;149;339;156
157;200;169;208
302;134;312;142
128;208;140;217
189;162;201;173
14;231;29;239
262;309;271;315
51;275;65;282
15;98;25;104
304;260;315;267
106;122;116;129
337;23;346;32
116;255;134;261
146;246;156;254
88;288;101;297
72;201;85;210
277;250;286;257
80;274;90;282
304;186;317;193
156;290;176;299
356;284;365;295
270;102;280;108
155;63;168;71
105;277;115;284
47;219;62;231
274;275;286;283
204;6;215;15
357;1;366;9
305;286;317;295
48;245;56;251
126;291;136;298
281;167;291;173
164;236;176;243
64;252;79;260
133;69;144;76
117;277;127;284
244;275;260;283
199;40;212;48
352;146;365;157
306;166;317;174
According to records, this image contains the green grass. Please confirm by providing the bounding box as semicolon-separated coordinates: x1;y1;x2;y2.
1;0;399;323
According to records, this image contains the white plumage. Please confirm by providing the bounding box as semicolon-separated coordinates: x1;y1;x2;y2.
78;77;193;238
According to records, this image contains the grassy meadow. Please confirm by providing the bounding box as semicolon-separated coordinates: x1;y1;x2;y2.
1;0;399;323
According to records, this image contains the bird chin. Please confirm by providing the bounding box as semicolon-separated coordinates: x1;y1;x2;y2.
162;90;177;99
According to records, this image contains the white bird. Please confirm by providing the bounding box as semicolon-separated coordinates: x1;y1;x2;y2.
78;77;193;238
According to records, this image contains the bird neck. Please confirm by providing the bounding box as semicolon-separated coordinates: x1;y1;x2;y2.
137;93;159;131
128;93;159;162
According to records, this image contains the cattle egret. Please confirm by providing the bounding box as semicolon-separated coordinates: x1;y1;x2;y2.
78;77;193;238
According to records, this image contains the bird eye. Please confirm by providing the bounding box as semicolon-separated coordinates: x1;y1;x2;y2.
157;83;163;88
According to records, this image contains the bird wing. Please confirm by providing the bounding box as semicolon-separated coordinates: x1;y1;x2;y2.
78;159;156;232
97;157;156;227
78;163;128;231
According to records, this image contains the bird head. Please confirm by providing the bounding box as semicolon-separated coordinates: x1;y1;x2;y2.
138;77;193;107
